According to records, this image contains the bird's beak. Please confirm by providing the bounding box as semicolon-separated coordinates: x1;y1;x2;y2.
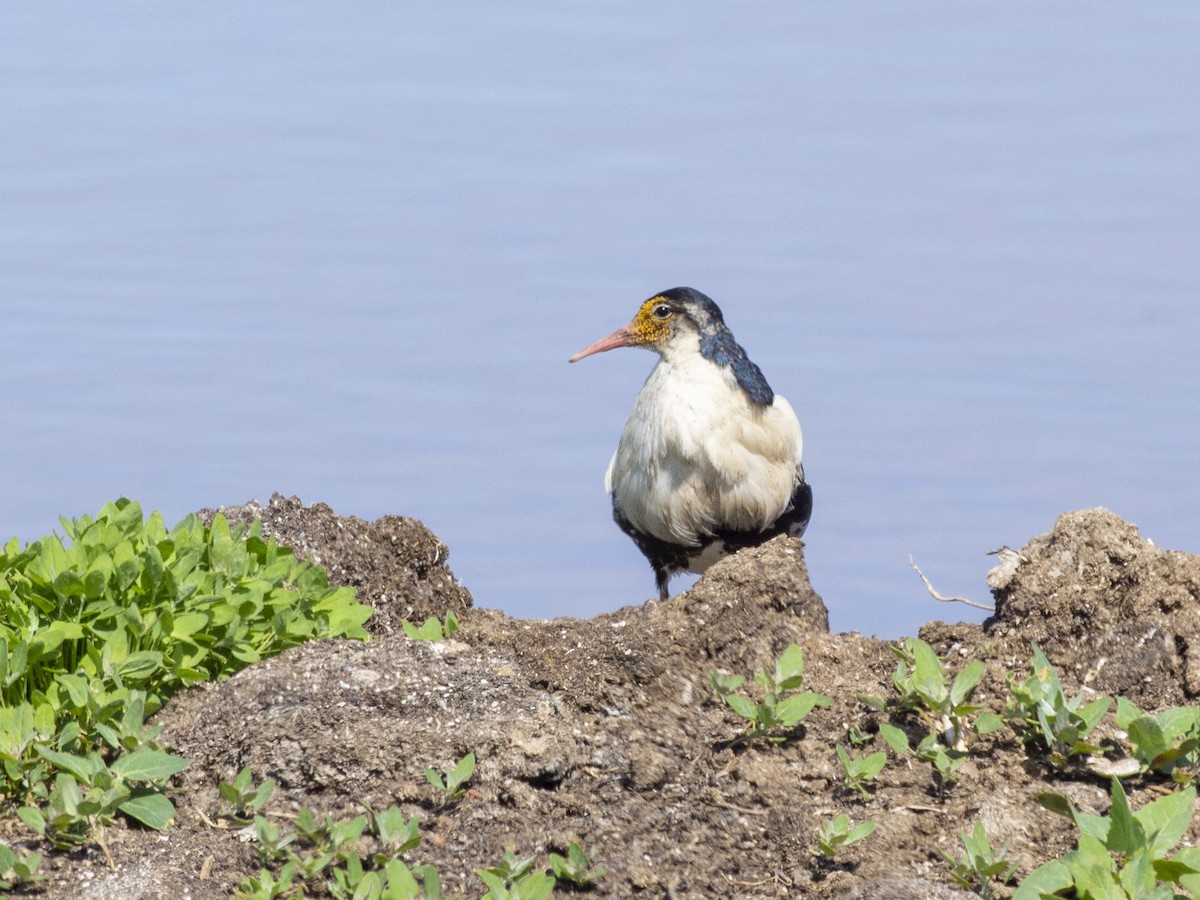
568;324;636;362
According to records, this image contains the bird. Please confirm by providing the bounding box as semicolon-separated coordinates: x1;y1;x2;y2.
569;286;812;601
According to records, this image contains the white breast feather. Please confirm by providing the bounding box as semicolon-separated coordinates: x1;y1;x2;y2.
606;346;802;549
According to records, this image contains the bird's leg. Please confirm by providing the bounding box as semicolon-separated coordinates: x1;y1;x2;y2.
656;570;670;602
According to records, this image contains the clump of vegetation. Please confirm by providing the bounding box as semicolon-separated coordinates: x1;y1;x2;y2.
866;638;1001;795
0;842;44;890
1113;697;1200;781
887;637;1002;746
0;499;372;846
227;766;597;900
1004;643;1111;768
476;852;556;900
942;821;1019;899
1016;779;1200;899
709;643;832;745
237;796;430;900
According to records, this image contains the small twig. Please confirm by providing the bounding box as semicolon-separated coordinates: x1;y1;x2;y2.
908;556;994;612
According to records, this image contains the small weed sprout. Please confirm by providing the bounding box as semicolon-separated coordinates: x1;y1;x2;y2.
710;644;832;745
549;841;606;888
1015;779;1200;899
879;722;967;796
815;814;876;859
889;637;999;747
1113;697;1200;780
0;843;44;890
875;638;999;796
403;610;460;642
425;751;476;807
218;766;277;824
836;745;887;798
1004;644;1111;767
941;821;1019;899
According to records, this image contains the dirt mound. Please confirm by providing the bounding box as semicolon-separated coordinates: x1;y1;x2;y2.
984;507;1200;705
29;501;1200;898
198;493;473;635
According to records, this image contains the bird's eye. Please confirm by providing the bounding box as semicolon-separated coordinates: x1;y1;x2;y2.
652;303;673;319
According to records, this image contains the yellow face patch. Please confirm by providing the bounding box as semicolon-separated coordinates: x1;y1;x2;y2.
628;296;675;345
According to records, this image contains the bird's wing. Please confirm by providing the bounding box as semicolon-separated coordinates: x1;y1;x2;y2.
603;451;617;496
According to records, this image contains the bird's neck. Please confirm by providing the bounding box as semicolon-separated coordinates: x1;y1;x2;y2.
670;328;774;408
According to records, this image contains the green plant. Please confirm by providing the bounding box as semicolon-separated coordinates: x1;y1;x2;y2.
1015;779;1200;899
477;852;556;900
218;766;278;825
425;751;475;807
1113;697;1200;781
549;841;605;888
879;722;967;795
887;638;1001;746
836;745;887;798
815;814;876;859
16;746;187;848
0;499;372;845
0;842;44;890
1005;643;1111;767
403;610;460;642
238;802;427;900
941;821;1019;898
710;644;832;745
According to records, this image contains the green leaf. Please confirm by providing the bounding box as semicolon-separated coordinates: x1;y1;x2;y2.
449;752;476;789
110;748;188;781
845;820;877;843
975;710;1006;735
1105;777;1143;856
1114;696;1144;730
856;693;887;712
170;612;209;639
36;747;102;783
17;806;47;836
116;650;164;681
775;644;805;685
118;789;177;830
1011;859;1072;900
1117;847;1157;897
908;639;948;705
879;723;911;755
777;692;831;727
1173;846;1200;895
949;659;984;707
403;618;444;642
512;872;556;900
1134;784;1195;857
724;694;759;722
1035;791;1074;819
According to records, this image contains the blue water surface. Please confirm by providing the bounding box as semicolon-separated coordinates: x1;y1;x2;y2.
2;3;1197;636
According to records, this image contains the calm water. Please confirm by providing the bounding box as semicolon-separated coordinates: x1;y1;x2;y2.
2;4;1197;637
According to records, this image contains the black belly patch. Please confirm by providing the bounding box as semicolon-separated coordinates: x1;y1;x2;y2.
614;479;813;602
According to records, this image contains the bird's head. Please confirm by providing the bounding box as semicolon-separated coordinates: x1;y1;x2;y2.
569;287;776;406
568;287;724;362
